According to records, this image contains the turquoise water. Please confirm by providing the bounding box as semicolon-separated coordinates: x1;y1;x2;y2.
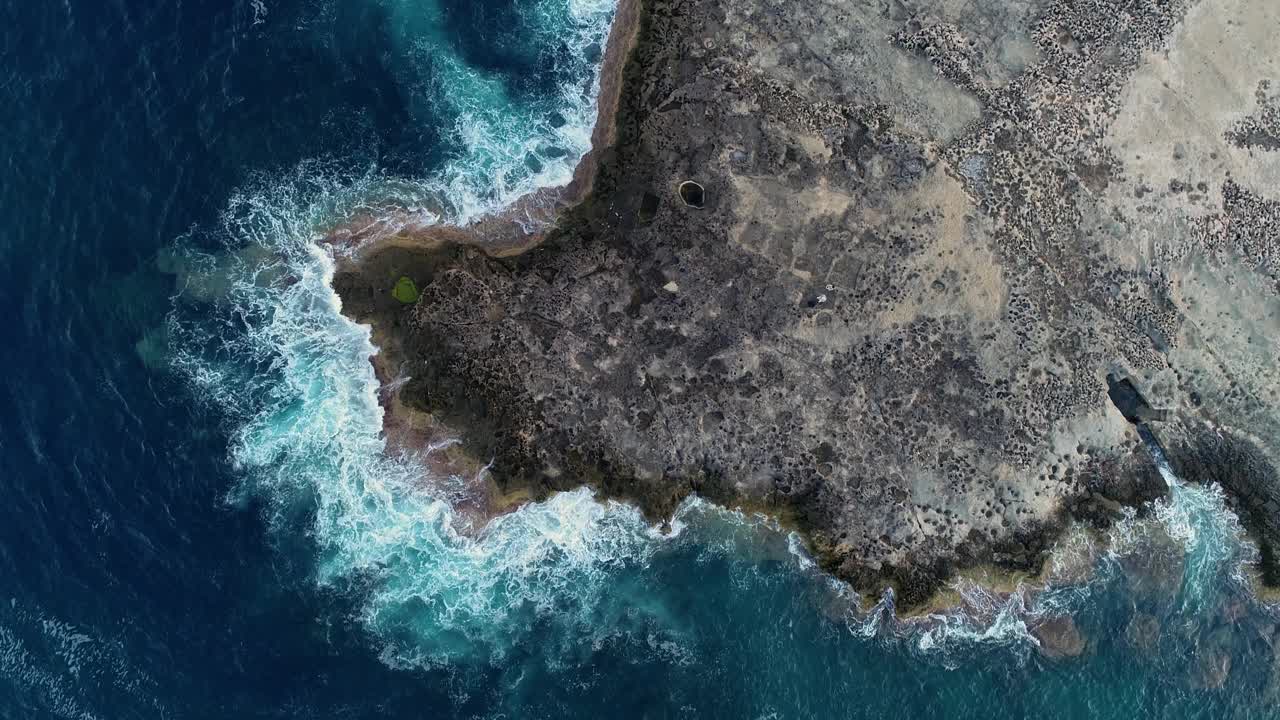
4;0;1280;716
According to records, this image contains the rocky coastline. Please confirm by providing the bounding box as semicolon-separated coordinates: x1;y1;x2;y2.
331;0;1280;608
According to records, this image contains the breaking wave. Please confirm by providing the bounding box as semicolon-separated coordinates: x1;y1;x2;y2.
165;0;652;668
167;157;1266;667
0;603;164;720
164;0;1268;676
376;0;617;225
168;167;668;668
887;453;1260;665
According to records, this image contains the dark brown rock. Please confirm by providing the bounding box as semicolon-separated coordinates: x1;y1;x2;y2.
333;0;1280;609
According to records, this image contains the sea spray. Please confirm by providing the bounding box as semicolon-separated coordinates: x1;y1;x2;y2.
163;0;649;667
1107;481;1257;615
0;602;166;720
168;166;676;666
895;463;1259;665
379;0;618;224
189;208;1256;665
1132;424;1258;612
163;0;1270;677
169;193;1266;670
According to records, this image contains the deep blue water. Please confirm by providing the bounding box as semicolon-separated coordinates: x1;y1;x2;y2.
2;0;1279;718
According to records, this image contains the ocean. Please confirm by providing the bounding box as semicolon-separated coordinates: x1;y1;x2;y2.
1;0;1278;717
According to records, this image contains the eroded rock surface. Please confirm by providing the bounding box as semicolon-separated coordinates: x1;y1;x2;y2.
335;0;1280;604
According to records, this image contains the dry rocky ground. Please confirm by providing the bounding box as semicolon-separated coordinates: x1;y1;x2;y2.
334;0;1280;606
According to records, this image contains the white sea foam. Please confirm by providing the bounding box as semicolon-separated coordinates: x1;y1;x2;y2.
381;0;617;226
169;197;825;667
900;470;1259;660
0;604;163;720
786;532;816;570
168;0;1265;671
906;581;1040;666
1107;480;1257;613
170;188;666;665
160;0;705;668
1130;428;1257;603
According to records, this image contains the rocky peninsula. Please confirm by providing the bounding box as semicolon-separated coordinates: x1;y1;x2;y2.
332;0;1280;606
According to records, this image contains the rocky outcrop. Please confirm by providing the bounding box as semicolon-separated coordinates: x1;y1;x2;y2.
334;0;1280;606
1227;80;1280;153
1161;420;1280;583
1033;615;1087;659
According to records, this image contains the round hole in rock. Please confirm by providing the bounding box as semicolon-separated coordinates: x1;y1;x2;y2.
678;180;705;208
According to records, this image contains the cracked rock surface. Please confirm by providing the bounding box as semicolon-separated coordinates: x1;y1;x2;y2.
335;0;1280;604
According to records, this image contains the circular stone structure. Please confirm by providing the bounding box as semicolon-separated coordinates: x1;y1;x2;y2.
678;180;705;208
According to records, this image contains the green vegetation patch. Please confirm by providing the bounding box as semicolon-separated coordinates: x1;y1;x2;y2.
391;276;420;304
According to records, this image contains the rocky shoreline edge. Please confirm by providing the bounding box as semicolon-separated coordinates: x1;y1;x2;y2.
326;0;642;529
328;0;1280;614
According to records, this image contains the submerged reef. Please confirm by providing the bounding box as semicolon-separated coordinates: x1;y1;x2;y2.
333;0;1280;607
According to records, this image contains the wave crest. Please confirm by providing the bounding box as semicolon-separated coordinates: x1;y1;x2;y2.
165;0;635;667
164;0;1264;674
